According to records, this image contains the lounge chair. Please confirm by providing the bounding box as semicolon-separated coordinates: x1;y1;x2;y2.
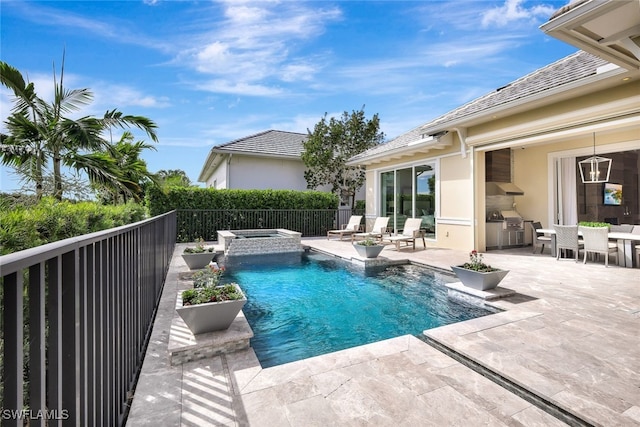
327;215;363;240
352;217;390;243
384;218;424;250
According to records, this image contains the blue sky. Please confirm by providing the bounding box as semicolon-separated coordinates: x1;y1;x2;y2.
0;0;577;192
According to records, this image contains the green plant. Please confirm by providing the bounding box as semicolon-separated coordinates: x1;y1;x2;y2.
578;221;610;228
181;283;243;305
183;237;214;253
461;250;498;272
191;264;225;288
356;238;379;246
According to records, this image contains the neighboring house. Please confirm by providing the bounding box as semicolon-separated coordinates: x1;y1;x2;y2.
198;130;311;191
347;0;640;251
198;129;365;205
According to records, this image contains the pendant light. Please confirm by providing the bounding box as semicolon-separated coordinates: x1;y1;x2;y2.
578;133;611;183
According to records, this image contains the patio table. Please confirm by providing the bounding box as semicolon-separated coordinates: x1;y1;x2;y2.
538;228;640;268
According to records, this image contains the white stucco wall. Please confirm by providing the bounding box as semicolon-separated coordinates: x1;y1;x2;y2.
228;156;309;190
205;160;228;189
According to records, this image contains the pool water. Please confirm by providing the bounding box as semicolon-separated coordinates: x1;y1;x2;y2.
223;252;495;368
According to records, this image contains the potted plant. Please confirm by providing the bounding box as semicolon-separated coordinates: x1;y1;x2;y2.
450;250;509;291
176;263;247;334
353;237;385;258
181;237;216;269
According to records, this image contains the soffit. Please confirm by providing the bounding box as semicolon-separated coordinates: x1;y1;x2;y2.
541;0;640;71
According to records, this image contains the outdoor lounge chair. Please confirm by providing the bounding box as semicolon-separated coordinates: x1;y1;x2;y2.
352;217;390;242
327;215;363;240
384;218;424;250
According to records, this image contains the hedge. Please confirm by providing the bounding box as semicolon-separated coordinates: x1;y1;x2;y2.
0;197;147;255
147;187;339;217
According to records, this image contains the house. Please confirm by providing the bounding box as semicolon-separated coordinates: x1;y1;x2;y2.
198;130;310;191
198;129;365;206
347;0;640;252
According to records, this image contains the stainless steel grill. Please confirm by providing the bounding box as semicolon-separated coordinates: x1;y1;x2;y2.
501;210;523;230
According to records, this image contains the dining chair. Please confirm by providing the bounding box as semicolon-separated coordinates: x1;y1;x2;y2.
530;221;552;254
579;226;617;267
553;225;583;261
632;225;640;267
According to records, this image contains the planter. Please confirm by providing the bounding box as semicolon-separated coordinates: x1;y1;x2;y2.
181;252;215;270
353;243;385;258
450;266;509;291
176;284;247;335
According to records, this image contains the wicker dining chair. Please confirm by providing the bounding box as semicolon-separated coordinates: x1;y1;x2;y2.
579;226;617;267
553;224;583;261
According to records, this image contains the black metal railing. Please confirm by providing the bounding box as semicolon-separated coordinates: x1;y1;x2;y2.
176;208;364;242
0;211;176;426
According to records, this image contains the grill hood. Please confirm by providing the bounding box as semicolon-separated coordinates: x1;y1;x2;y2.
486;182;525;196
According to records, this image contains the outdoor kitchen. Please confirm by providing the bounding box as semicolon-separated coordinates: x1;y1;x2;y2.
485;149;532;250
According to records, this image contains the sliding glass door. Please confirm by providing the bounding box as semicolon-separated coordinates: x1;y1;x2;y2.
380;163;436;238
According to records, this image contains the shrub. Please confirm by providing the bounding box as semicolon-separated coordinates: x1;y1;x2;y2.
0;197;148;255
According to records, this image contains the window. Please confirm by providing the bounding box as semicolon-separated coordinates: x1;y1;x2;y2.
380;163;436;238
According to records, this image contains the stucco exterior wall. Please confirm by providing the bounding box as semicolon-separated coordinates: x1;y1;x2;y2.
227;156;308;190
205;160;228;189
438;152;475;250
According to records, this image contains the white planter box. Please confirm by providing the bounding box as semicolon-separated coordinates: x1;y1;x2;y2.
181;252;215;270
176;284;247;334
450;266;509;291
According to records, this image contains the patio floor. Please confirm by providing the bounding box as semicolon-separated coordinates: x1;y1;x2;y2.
127;238;640;426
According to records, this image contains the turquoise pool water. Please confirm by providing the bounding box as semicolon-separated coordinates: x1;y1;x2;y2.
224;252;495;368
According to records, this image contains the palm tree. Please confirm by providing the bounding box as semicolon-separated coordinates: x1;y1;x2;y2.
85;131;159;203
1;57;158;200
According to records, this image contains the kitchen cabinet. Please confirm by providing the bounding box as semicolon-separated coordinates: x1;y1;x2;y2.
486;222;502;249
486;220;532;249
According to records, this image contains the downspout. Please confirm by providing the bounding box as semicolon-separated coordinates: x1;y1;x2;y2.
226;154;232;188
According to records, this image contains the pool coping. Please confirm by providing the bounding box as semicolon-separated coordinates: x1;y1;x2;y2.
127;239;640;426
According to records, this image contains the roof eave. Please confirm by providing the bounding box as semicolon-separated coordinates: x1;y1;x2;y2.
419;64;628;136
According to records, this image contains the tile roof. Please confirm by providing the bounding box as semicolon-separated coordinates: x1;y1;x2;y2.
350;51;608;162
213;130;308;158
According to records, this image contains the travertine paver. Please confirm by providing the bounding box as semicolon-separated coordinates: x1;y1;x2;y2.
127;240;640;426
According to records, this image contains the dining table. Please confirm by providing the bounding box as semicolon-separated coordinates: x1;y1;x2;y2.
538;228;640;268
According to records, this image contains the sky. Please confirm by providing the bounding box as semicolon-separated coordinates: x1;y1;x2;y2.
0;0;578;193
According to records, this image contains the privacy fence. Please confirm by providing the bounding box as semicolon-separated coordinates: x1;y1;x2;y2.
0;211;176;426
175;208;364;242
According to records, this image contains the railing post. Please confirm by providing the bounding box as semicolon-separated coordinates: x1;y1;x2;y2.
29;263;47;427
3;272;23;427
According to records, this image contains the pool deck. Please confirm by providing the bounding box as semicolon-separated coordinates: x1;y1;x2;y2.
127;239;640;426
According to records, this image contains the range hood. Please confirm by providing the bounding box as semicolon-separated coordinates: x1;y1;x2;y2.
486;182;525;196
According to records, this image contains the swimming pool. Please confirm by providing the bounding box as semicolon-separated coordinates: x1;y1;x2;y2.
223;251;496;368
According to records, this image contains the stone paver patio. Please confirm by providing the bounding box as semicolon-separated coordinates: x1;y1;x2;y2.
127;238;640;426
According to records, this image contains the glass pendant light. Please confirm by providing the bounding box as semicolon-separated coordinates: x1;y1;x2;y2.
578;133;611;183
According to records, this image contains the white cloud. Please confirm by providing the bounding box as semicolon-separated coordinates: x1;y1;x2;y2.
195;79;283;97
174;1;342;96
481;0;555;28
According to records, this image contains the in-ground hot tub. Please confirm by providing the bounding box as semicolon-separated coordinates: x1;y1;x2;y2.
217;229;302;256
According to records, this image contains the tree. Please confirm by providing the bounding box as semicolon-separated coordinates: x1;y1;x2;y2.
0;57;158;201
157;169;192;188
86;131;160;204
302;107;384;208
